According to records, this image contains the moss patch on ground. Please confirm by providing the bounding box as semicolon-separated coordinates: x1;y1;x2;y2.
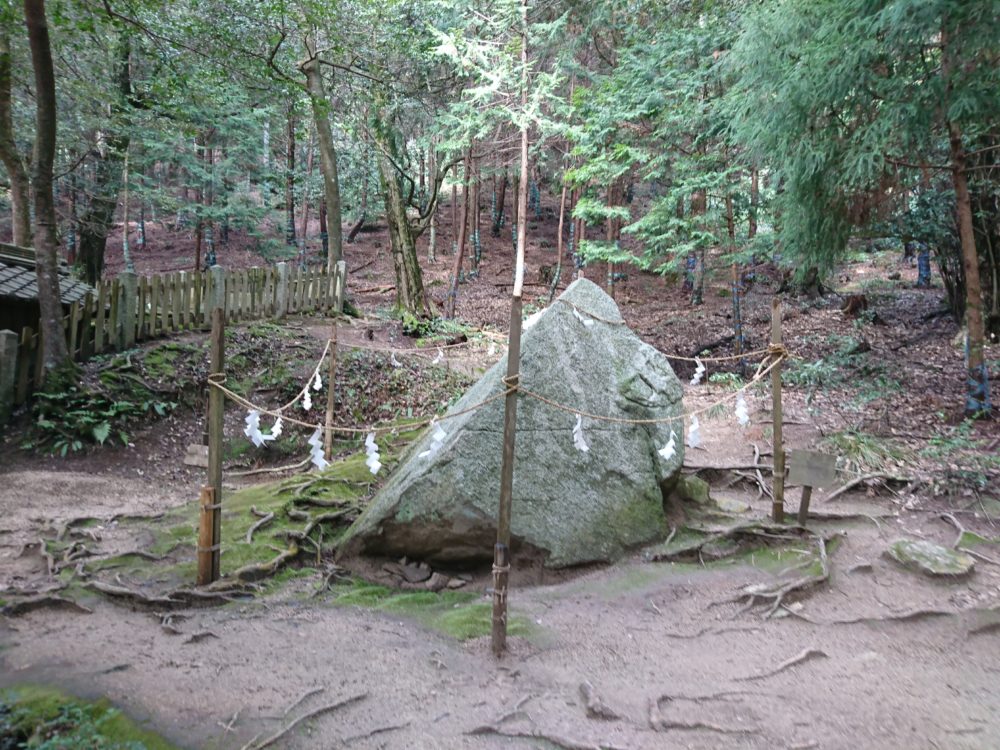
328;579;534;641
0;685;178;750
81;424;424;592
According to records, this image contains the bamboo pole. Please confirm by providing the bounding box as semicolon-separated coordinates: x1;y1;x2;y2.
493;0;529;659
771;297;785;523
196;486;216;586
323;319;338;461
207;307;225;581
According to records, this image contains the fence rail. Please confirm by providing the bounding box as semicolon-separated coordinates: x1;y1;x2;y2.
0;260;346;416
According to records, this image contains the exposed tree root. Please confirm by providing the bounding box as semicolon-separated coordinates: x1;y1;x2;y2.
240;691;368;750
736;647;828;682
229;456;312;478
780;606;957;626
650;522;815;564
579;681;620;720
469;724;626;750
724;536;836;618
246;508;275;544
342;721;412;744
661;624;763;639
86;580;249;607
224;542;300;584
647;698;758;735
823;473;912;503
1;595;92;617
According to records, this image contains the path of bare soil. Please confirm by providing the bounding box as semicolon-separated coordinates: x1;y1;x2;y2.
3;200;1000;749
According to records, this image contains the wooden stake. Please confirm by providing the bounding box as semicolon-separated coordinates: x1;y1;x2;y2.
324;319;338;461
796;486;812;527
207;307;225;581
493;296;522;657
770;298;785;523
197;486;216;586
493;0;529;659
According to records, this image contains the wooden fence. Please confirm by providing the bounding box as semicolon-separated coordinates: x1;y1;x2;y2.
1;260;346;413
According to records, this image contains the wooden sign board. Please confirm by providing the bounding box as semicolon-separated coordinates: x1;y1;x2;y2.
787;450;838;489
184;443;210;468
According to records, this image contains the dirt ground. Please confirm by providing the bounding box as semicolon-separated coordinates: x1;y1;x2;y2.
3;199;1000;749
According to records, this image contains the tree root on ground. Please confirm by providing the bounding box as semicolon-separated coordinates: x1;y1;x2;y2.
779;606;957;626
85;580;250;608
240;691;368;750
650;522;818;564
579;681;620;720
647;698;759;735
719;535;837;618
736;647;828;682
223;542;300;584
1;595;92;617
245;507;275;544
469;724;627;750
823;472;912;503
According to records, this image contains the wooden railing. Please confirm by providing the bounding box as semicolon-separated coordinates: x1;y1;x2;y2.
1;260;346;413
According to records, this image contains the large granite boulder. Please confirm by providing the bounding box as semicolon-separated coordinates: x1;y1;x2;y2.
339;279;684;568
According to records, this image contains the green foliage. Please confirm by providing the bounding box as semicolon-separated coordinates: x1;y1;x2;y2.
24;386;174;455
0;687;177;750
820;430;909;474
921;419;1000;490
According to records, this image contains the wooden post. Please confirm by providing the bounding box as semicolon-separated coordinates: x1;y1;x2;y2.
492;296;522;658
771;297;785;523
275;262;290;318
797;486;813;527
323;320;338;460
493;0;529;657
118;271;138;349
196;486;216;586
207;307;225;582
0;330;17;422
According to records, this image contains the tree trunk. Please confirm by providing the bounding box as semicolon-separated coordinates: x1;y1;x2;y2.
492;169;508;237
300;54;343;266
942;25;991;416
76;30;131;285
548;181;568;302
24;0;69;371
372;112;428;315
446;150;472;318
300;126;315;242
0;27;31;246
948;125;991;415
285;104;296;247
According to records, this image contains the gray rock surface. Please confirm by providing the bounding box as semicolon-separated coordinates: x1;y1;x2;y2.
886;538;975;577
339;279;684;567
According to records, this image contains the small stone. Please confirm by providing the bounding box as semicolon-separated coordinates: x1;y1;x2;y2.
885;538;975;577
401;562;432;583
674;475;711;505
715;496;750;513
424;573;449;591
446;578;466;589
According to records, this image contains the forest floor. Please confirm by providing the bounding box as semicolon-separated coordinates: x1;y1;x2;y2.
3;199;1000;749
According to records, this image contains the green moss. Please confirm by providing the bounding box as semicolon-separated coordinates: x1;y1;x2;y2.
0;685;179;750
328;579;533;641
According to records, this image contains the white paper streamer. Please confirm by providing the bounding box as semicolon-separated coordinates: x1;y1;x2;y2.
302;388;312;411
270;416;283;439
572;414;589;453
689;358;706;386
418;419;448;459
243;409;276;448
488;342;497;357
735;392;750;427
658;429;677;461
432;348;444;365
313;371;323;391
307;427;329;470
390;352;402;368
686;415;701;448
364;431;382;475
572;308;595;328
